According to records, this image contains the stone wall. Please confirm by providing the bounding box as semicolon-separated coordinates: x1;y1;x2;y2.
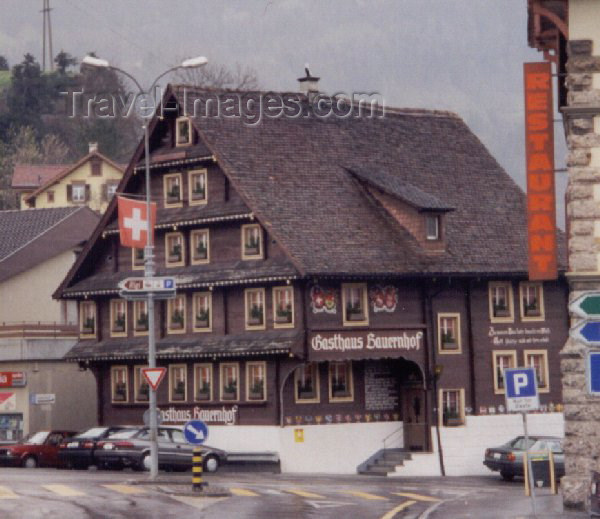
562;37;600;510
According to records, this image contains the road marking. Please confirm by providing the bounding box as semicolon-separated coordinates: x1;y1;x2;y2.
341;490;388;500
170;495;226;510
230;488;260;497
285;488;325;499
43;484;86;497
392;492;441;502
0;486;18;499
307;500;356;509
379;500;417;519
103;484;147;495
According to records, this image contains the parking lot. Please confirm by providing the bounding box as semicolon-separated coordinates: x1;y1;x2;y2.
0;467;588;519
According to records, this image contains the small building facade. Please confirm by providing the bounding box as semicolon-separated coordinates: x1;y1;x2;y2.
56;84;568;474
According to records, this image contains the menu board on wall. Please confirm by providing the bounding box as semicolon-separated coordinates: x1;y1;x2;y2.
365;362;398;411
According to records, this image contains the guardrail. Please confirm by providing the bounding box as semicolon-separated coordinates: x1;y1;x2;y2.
382;426;404;451
0;322;78;339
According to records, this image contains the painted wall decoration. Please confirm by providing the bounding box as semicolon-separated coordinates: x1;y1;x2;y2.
369;285;398;313
310;286;337;314
285;412;400;426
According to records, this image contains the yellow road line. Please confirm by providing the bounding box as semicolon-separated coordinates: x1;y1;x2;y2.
43;484;85;497
342;490;388;500
0;486;18;499
392;492;441;502
103;484;147;495
380;500;417;519
230;487;260;497
285;488;325;499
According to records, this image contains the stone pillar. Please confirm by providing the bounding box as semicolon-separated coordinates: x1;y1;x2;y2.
561;38;600;510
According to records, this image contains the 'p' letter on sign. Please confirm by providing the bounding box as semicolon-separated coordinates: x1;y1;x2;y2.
524;62;557;281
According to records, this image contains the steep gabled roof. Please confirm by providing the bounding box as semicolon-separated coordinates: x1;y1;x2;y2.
12;164;70;189
0;207;100;282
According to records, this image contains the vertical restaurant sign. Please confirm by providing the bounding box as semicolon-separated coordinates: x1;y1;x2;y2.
524;62;557;280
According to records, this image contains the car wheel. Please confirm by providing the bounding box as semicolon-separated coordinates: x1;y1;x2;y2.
141;453;151;471
23;456;37;469
203;454;219;473
501;471;515;482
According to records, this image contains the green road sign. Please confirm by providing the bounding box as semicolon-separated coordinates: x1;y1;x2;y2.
570;292;600;318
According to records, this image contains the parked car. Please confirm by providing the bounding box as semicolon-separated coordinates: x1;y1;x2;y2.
0;430;77;468
95;426;227;472
483;435;564;481
58;426;136;469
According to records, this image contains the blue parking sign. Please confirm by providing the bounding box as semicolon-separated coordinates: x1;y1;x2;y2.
589;352;600;395
504;367;540;412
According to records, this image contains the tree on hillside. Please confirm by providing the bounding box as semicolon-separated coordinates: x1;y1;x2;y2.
54;51;77;75
0;56;8;71
175;62;260;91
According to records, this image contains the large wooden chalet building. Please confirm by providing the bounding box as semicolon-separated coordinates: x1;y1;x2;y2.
55;81;568;475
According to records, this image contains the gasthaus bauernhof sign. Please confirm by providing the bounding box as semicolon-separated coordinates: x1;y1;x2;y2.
308;330;425;361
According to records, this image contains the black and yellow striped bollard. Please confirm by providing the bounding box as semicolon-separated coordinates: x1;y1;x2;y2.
192;447;204;492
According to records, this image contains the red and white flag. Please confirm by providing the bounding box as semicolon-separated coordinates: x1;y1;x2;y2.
117;196;157;249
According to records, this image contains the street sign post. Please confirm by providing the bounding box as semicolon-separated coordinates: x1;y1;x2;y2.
570;320;600;346
118;277;176;301
570;291;600;319
184;420;209;445
142;367;167;392
504;367;539;515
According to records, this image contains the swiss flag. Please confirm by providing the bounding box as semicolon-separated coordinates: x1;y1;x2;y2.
117;196;157;249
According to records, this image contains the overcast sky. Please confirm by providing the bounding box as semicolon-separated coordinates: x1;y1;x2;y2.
0;0;567;223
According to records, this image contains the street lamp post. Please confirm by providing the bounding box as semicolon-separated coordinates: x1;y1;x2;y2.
82;55;207;479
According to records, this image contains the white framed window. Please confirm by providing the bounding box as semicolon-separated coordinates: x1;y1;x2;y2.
169;364;187;402
163;173;183;207
524;350;550;393
132;247;145;270
111;366;128;403
167;295;186;334
519;282;545;321
133;300;149;336
492;350;517;394
220;363;239;401
165;232;185;267
188;169;207;205
110;299;128;337
71;183;86;203
489;282;514;323
342;283;369;326
437;313;461;354
176;116;192;146
79;301;96;338
241;224;264;260
439;388;465;427
328;361;353;402
194;364;213;402
295;363;320;403
273;286;294;328
193;292;212;332
134;365;150;402
245;288;266;330
425;214;440;240
246;362;267;401
190;229;210;265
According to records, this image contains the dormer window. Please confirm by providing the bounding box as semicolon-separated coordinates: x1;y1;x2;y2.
425;214;440;240
241;224;264;260
163;173;183;207
176;117;192;146
166;232;185;267
190;229;210;264
189;169;207;205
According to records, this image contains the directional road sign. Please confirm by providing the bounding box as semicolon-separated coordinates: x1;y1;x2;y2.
504;367;540;412
142;367;166;391
588;352;600;395
570;292;600;318
184;420;209;445
570;320;600;346
119;277;176;292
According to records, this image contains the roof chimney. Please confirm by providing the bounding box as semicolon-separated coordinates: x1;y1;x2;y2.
88;142;98;154
298;63;320;98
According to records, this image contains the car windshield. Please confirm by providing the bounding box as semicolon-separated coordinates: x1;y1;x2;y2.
76;428;108;439
509;437;536;450
24;432;49;445
106;429;139;440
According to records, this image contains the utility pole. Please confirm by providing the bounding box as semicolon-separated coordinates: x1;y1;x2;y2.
41;0;54;72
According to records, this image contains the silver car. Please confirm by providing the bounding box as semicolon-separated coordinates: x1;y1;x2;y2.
95;426;226;472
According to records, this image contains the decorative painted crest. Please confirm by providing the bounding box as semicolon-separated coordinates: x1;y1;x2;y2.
310;286;337;314
369;285;398;313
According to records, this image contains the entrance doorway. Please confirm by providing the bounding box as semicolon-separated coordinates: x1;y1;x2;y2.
397;359;429;452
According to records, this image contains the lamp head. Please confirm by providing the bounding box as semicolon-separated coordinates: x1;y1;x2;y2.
82;55;110;68
181;56;208;68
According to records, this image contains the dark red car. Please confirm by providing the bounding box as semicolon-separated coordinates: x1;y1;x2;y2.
0;430;77;468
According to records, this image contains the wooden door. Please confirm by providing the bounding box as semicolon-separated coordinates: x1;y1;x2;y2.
402;388;428;451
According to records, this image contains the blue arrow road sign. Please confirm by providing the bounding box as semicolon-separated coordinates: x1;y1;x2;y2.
570;320;600;346
184;420;208;445
588;352;600;395
504;367;540;412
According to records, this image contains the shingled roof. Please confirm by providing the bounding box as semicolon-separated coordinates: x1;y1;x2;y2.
12;164;69;189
